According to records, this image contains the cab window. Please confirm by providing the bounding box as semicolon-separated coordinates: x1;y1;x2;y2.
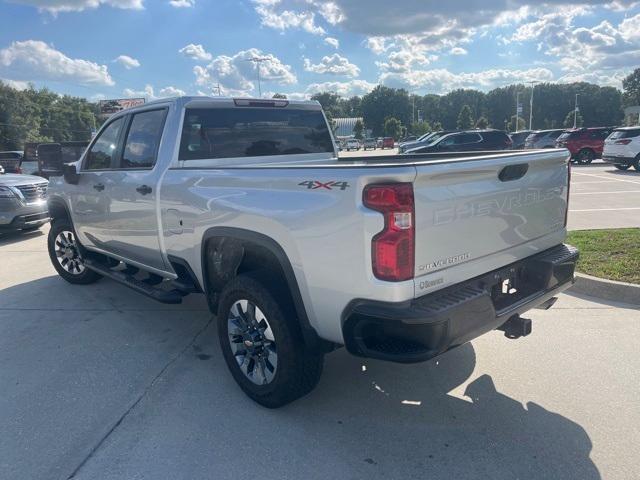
84;117;124;170
120;109;167;169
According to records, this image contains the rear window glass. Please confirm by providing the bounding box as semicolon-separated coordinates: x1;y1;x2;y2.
609;129;640;139
179;107;334;160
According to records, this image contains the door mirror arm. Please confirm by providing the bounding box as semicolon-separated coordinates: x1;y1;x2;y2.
63;164;80;185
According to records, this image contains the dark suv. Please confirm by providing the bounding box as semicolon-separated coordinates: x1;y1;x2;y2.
555;127;615;164
404;129;512;154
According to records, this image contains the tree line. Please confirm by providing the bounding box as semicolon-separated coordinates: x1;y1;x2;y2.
310;68;640;137
0;82;99;151
2;68;639;151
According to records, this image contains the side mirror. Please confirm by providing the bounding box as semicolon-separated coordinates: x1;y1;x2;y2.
63;164;80;185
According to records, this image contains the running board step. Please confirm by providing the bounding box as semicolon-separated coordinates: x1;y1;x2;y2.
83;258;183;304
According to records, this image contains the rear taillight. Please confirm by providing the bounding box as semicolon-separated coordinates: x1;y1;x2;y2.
615;139;632;145
363;183;415;282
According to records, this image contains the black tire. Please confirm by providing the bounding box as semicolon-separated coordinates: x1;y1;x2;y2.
576;149;595;165
217;272;323;408
614;164;631;171
633;156;640;172
47;219;101;285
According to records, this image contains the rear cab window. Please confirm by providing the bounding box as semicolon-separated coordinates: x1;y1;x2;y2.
179;106;334;161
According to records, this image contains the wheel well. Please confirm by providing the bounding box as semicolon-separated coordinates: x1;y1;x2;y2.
48;200;70;223
201;230;332;352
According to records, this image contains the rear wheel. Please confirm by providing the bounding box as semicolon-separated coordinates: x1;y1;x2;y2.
614;164;631;171
217;272;323;408
576;149;595;165
47;219;101;284
633;156;640;172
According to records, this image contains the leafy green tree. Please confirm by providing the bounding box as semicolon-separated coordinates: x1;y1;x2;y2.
475;116;489;129
272;93;287;99
361;86;411;136
622;68;640;108
310;92;345;118
457;105;474;129
411;121;431;136
353;119;364;139
383;117;402;139
564;110;584;128
431;121;443;131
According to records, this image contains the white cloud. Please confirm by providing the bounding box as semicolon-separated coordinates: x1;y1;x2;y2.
303;54;359;76
169;0;194;6
1;78;30;90
324;37;339;49
179;43;212;61
158;85;186;96
193;48;297;96
114;55;140;69
0;40;114;86
305;79;376;97
450;47;467;55
252;0;325;35
8;0;143;13
123;84;185;100
380;67;555;94
365;36;389;54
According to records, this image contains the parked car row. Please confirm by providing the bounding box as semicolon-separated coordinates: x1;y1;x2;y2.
400;129;512;154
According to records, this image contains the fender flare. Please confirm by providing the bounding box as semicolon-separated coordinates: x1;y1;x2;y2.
201;227;325;350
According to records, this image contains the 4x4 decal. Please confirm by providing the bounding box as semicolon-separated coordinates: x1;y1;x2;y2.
298;180;350;191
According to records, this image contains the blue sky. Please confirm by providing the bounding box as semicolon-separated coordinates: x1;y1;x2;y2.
0;0;639;100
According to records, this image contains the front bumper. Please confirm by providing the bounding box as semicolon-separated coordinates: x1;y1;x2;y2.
602;155;635;166
0;202;50;231
342;244;579;363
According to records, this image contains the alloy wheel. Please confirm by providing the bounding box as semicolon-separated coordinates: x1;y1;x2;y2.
227;299;278;385
54;230;85;274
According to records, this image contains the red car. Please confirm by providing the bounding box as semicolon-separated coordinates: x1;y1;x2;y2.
555;127;615;164
382;137;395;149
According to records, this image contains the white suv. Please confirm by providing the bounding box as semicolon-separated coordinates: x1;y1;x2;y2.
603;127;640;171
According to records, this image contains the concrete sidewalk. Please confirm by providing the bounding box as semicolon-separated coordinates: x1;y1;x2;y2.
1;228;639;479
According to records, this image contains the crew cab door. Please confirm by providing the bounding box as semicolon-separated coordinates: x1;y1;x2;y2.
72;108;168;272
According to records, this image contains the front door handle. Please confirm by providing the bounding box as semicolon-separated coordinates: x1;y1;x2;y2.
136;184;152;195
93;183;105;191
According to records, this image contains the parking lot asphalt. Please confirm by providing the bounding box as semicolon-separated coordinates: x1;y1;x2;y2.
1;226;639;480
340;149;640;231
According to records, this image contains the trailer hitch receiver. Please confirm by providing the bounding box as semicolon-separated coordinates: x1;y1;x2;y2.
497;315;532;339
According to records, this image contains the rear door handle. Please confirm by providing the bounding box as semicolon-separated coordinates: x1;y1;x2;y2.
136;184;152;195
93;183;105;191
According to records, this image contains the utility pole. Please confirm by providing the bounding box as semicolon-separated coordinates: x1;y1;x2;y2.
245;57;269;98
573;93;580;128
528;81;539;131
515;91;522;132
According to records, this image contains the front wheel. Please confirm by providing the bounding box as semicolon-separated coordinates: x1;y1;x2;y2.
47;219;101;284
633;156;640;172
614;164;631;171
217;273;323;408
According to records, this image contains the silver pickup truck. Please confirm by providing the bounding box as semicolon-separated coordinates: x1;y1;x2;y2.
46;96;578;408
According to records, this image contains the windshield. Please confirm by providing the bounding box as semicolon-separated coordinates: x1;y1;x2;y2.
609;129;640;139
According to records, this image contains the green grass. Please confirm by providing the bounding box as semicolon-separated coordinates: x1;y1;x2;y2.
567;228;640;285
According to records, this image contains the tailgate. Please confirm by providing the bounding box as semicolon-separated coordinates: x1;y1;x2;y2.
413;150;569;288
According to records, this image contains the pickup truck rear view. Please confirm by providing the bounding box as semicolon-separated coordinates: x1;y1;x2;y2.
46;96;578;408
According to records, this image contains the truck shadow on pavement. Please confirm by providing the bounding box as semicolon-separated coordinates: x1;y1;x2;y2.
0;275;600;480
289;342;602;479
0;229;45;247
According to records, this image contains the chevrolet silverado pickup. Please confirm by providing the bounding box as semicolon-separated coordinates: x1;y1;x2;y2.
46;96;578;408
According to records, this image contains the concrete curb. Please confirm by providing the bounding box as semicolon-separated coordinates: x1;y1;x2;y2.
570;272;640;306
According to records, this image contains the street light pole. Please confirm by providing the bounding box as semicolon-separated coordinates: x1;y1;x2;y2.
515;91;521;132
528;81;539;131
573;93;580;128
245;57;269;97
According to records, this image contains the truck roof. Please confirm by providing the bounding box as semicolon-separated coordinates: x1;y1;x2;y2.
136;95;322;111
